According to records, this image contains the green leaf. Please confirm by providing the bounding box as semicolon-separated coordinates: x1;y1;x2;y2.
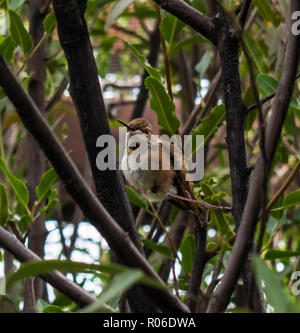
109;118;123;128
35;188;58;217
269;195;284;220
257;73;277;95
264;250;300;260
243;86;257;131
145;76;180;136
197;182;231;235
195;52;213;77
0;184;9;227
142;239;173;259
253;0;282;27
173;35;205;53
220;241;231;251
43;11;57;34
8;9;32;54
0;35;16;62
105;0;135;29
180;234;195;274
36;299;49;313
271;189;300;212
53;294;74;308
211;210;231;236
122;39;161;81
48;188;57;201
243;31;269;74
125;185;147;210
18;215;32;233
37;199;58;217
120;2;156;20
160;13;185;52
0;86;5;99
81;270;143;313
0;157;29;210
169;205;180;223
36;168;59;202
8;0;26;10
206;242;217;251
7;259;163;313
257;74;300;112
191;104;226;154
252;255;294;312
283;189;300;209
43;305;65;313
6;259;163;290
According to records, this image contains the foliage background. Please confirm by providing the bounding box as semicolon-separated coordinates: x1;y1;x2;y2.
0;0;299;313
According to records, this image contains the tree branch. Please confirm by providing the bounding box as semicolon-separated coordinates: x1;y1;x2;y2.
216;11;249;229
153;0;216;43
207;0;300;312
52;0;138;246
238;0;253;29
52;0;158;312
158;211;187;282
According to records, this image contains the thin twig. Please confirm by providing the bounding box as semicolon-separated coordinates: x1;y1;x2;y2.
111;23;148;44
162;190;232;212
205;251;224;302
148;201;181;263
45;75;68;111
240;37;269;255
40;0;52;15
259;158;300;220
247;71;300;113
8;221;24;243
256;158;300;253
17;34;48;76
205;233;236;262
148;201;180;298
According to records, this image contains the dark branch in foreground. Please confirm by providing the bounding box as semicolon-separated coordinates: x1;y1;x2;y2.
52;0;157;312
214;7;249;230
207;0;300;312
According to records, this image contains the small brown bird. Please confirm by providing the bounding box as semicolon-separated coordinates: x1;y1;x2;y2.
118;118;199;211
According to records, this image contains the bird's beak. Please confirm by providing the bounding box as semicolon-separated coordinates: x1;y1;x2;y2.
117;119;134;131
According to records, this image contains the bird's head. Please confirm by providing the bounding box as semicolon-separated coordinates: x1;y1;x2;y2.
117;118;153;137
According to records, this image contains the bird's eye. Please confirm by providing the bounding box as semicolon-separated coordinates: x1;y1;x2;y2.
143;129;150;134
